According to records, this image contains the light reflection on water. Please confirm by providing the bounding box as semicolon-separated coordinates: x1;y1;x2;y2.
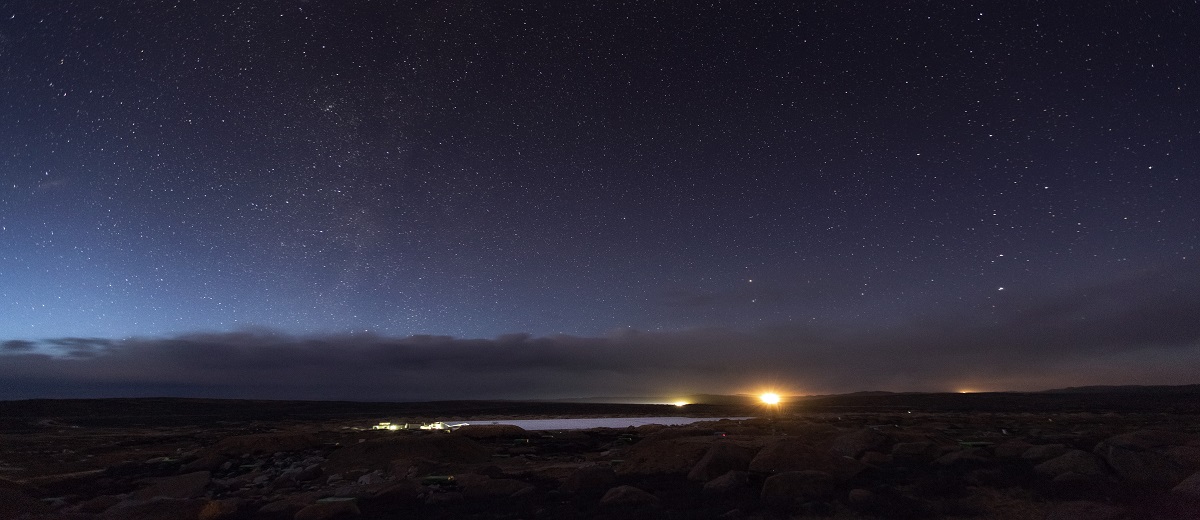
463;416;754;430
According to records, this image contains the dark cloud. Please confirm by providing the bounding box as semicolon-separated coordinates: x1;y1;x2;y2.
2;264;1197;400
2;340;35;352
42;337;115;358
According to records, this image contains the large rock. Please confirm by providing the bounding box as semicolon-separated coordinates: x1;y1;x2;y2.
760;470;836;505
846;488;876;510
276;463;323;487
934;448;990;468
370;480;422;506
1093;430;1200;488
859;451;892;466
1021;444;1069;463
197;499;240;520
76;494;124;514
831;428;893;458
702;470;750;495
599;485;660;508
891;442;940;463
1043;500;1128;520
132;471;211;500
615;433;715;475
1035;450;1109;478
97;498;209;520
1170;470;1200;498
455;424;527;439
993;440;1034;459
636;427;715;441
560;465;617;494
688;441;755;481
0;487;49;519
462;478;535;499
257;492;325;517
294;497;360;520
323;434;489;474
749;439;864;481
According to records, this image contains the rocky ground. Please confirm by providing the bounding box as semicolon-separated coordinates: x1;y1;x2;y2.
2;397;1200;519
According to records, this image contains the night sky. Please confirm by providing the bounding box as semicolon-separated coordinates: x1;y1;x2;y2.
2;1;1198;401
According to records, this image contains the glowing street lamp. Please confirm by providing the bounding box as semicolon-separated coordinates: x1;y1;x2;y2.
760;392;782;435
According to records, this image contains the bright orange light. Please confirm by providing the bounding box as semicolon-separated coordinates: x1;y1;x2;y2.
760;392;781;405
673;401;688;407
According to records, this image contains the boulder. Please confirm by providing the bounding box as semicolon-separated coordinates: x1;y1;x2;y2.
197;499;240;520
455;424;527;439
760;470;836;505
294;497;360;520
859;451;892;466
97;498;209;520
615;434;714;475
560;465;617;494
1093;430;1200;488
276;464;323;487
256;491;325;518
371;480;422;505
1043;500;1128;520
600;485;660;508
1021;444;1069;463
1171;470;1200;498
182;453;229;472
132;471;211;500
1035;450;1109;478
637;427;715;442
425;491;464;505
748;439;864;481
323;435;489;474
462;478;534;500
935;448;990;468
76;494;124;514
992;440;1034;459
688;441;755;481
846;488;876;509
0;487;49;518
702;470;750;495
831;428;893;458
891;442;941;463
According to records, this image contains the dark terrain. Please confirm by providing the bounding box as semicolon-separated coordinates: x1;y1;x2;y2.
3;390;1200;519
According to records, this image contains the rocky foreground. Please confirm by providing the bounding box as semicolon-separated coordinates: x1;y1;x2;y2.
3;403;1200;519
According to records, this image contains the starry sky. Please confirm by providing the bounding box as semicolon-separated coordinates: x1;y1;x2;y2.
2;1;1198;400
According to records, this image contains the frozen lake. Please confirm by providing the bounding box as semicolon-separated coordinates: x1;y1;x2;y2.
462;416;753;431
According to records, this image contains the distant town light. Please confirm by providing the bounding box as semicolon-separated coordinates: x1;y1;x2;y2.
673;401;688;407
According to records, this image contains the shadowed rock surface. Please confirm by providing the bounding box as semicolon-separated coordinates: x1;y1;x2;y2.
3;393;1200;519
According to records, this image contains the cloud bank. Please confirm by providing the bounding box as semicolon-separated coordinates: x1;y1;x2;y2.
3;264;1198;401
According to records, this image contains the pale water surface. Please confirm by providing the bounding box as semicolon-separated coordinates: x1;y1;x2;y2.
463;416;753;431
